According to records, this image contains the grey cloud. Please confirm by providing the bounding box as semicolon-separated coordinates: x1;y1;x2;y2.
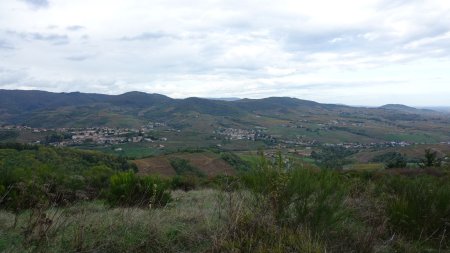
0;68;28;86
403;31;450;57
279;28;376;53
120;31;178;41
277;81;407;91
65;55;93;61
281;22;450;67
0;68;78;90
67;25;85;31
31;33;67;42
376;0;423;10
21;0;49;8
1;0;450;105
0;40;14;50
8;31;69;45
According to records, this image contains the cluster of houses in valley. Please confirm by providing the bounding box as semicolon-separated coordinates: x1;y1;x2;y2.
322;141;412;149
1;123;170;147
2;124;450;153
1;125;38;131
214;127;277;143
213;126;446;152
279;119;366;131
215;128;257;140
62;126;170;146
69;128;142;145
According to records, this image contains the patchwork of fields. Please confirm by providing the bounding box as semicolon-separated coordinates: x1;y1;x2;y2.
134;152;235;177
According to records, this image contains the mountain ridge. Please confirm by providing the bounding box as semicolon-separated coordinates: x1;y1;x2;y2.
0;89;447;131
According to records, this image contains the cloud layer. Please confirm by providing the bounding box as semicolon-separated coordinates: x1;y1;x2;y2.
1;0;450;105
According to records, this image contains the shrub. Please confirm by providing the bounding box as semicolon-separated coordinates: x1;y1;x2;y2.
106;172;171;207
169;158;205;177
380;175;450;246
83;165;115;190
242;154;350;235
311;146;356;170
214;213;326;253
287;169;349;232
170;175;200;191
371;152;407;168
420;148;442;167
0;130;19;141
220;152;251;172
0;146;138;210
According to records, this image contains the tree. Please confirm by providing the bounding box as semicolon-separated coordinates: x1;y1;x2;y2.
371;152;407;169
420;149;441;168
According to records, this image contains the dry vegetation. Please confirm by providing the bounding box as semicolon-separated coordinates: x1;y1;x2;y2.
1;145;449;252
134;152;235;177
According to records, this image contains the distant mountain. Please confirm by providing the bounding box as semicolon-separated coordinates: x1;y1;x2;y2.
1;89;449;145
0;90;343;127
421;107;450;114
380;104;439;115
205;97;241;101
380;104;417;110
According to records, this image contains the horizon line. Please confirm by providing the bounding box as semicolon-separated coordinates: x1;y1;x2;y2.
1;88;450;108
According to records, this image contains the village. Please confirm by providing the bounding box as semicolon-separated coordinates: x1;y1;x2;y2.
2;124;450;151
0;122;171;147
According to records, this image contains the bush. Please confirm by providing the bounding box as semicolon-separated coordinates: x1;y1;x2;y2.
106;172;171;207
380;175;450;246
214;213;326;252
0;146;138;210
311;146;356;170
83;165;115;190
420;148;442;167
170;175;201;191
287;169;349;232
220;152;251;172
169;158;205;177
0;130;19;141
372;152;407;168
242;154;350;234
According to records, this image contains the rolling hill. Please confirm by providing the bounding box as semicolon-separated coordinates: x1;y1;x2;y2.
1;89;449;144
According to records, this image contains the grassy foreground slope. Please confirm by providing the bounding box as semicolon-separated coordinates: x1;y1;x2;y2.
0;145;449;252
0;190;224;253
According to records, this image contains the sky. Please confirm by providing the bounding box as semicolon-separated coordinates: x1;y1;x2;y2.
1;0;450;106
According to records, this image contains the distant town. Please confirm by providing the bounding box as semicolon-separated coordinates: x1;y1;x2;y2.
2;124;449;151
0;122;172;147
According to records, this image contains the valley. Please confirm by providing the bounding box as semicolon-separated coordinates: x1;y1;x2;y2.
1;90;449;252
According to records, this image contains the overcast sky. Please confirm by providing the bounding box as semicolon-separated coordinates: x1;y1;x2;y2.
1;0;450;106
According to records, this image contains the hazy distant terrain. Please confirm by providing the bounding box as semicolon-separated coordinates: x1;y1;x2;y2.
1;89;450;145
422;106;450;113
1;91;449;253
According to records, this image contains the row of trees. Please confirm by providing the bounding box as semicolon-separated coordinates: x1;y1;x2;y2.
310;145;446;169
371;148;444;169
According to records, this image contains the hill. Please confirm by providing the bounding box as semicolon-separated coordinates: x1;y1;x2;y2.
380;104;439;115
1;89;450;144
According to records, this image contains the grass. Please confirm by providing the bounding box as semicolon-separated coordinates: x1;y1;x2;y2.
384;132;441;143
343;163;385;171
80;143;164;158
1;172;449;252
1;152;449;252
0;190;224;253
